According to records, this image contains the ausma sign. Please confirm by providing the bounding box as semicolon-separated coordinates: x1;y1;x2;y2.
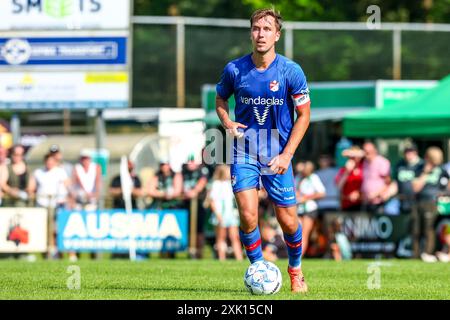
57;209;189;253
0;0;130;30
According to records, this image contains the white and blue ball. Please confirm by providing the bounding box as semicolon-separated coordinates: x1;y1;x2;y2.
243;260;282;295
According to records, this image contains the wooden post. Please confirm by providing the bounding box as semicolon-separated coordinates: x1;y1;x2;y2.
189;197;198;257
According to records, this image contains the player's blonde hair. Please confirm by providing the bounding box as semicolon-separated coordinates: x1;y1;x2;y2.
250;8;283;31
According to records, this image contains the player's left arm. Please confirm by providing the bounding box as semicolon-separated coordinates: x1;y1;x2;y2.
268;101;310;175
269;64;311;174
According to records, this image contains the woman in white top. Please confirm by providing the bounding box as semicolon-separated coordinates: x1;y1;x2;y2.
72;151;102;210
208;165;243;261
296;161;326;257
28;153;71;209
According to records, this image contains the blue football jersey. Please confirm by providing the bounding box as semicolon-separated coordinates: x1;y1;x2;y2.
216;53;309;165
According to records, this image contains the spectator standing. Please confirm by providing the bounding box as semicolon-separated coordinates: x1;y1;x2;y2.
28;153;71;259
361;142;391;213
294;160;305;190
0;146;9;206
296;161;326;257
49;144;73;178
2;145;29;207
335;146;365;211
148;160;183;209
109;160;144;260
208;165;242;261
445;161;450;176
412;147;450;262
110;160;143;209
181;155;209;259
72;150;102;210
315;154;340;213
390;144;423;213
148;160;182;258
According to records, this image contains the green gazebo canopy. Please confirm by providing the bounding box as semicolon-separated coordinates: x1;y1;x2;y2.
343;74;450;138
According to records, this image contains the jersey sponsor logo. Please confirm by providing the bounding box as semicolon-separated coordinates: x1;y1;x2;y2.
240;96;284;126
240;96;284;107
292;93;310;108
269;80;279;92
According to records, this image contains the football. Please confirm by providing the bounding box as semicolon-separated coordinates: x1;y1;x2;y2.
243;260;282;295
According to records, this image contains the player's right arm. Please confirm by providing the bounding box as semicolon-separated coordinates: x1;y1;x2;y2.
216;62;247;138
216;95;247;138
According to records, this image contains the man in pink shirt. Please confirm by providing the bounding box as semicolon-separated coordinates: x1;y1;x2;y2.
362;142;391;213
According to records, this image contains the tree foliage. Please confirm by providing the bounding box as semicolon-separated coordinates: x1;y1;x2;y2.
132;1;450;107
134;0;450;23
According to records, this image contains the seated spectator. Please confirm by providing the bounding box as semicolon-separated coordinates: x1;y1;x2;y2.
109;160;143;209
327;217;352;261
296;161;326;257
316;154;340;213
361;142;391;214
2;145;29;207
208;165;242;261
72;150;102;210
335;146;365;211
412;146;450;262
260;220;287;262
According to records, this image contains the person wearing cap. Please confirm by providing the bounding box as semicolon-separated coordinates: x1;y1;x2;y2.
148;159;183;210
72;150;102;210
49;144;73;178
335;146;365;211
388;144;423;214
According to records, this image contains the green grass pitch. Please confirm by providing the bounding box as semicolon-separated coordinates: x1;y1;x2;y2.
0;259;449;300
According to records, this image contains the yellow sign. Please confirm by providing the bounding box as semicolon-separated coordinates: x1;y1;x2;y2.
85;73;128;83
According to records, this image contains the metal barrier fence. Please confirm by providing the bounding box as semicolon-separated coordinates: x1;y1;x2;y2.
1;192;449;259
131;16;450;108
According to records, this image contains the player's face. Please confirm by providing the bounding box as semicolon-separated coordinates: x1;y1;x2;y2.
251;16;280;54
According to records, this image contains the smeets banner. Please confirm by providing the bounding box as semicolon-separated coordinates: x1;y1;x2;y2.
0;0;131;30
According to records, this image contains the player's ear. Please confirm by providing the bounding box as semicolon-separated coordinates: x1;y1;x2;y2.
275;30;281;42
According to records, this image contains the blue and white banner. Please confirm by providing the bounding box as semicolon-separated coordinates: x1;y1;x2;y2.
0;37;127;66
57;209;189;253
